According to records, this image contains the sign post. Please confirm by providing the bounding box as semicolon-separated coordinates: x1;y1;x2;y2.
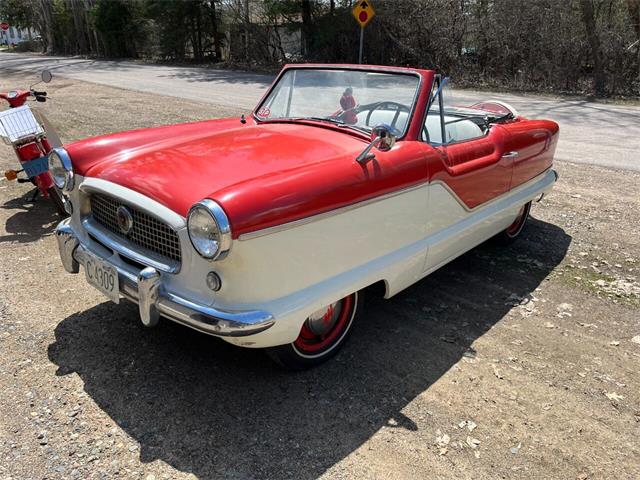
352;0;375;64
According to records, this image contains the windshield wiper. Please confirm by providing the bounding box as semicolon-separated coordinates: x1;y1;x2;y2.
259;116;344;125
301;116;346;125
259;116;370;134
299;117;371;134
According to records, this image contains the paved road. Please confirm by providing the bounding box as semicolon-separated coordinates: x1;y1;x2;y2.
2;52;638;171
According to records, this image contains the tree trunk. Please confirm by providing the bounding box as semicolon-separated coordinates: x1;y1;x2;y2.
272;23;286;61
39;0;56;54
244;0;250;61
300;0;313;56
209;1;222;61
70;0;88;54
196;6;203;61
83;0;98;55
189;14;198;61
475;0;490;74
579;0;606;97
627;0;640;82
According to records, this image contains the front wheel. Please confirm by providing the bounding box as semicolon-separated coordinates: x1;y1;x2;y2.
265;291;363;370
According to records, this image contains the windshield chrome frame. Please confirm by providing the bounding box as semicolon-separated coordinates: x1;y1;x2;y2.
252;66;423;141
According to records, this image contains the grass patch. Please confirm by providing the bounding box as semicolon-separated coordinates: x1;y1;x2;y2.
553;265;639;307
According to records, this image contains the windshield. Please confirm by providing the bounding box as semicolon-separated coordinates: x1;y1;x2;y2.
255;69;420;136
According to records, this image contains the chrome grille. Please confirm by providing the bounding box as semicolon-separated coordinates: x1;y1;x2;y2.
89;194;181;262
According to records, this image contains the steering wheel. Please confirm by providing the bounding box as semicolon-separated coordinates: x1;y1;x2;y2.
365;101;410;129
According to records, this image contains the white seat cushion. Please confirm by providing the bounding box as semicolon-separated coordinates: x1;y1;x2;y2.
424;114;484;144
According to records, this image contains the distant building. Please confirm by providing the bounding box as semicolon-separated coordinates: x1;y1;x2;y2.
0;25;36;46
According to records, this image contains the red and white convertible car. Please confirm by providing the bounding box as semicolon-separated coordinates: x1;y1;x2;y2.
53;65;559;369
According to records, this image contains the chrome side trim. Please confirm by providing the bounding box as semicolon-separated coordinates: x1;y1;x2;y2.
431;168;558;213
237;181;428;241
428;181;473;213
82;217;180;274
238;168;558;241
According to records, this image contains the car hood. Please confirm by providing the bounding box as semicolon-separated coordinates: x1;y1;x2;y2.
67;118;431;237
67;118;366;216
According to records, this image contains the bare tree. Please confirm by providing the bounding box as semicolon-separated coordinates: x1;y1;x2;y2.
580;0;606;96
1;0;637;97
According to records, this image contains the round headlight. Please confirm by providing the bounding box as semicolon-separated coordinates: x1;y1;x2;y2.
187;200;232;260
48;148;74;191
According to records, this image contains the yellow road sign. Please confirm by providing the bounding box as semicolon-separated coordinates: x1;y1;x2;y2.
352;0;375;28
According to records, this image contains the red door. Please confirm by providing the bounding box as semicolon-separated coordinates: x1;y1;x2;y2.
429;125;513;209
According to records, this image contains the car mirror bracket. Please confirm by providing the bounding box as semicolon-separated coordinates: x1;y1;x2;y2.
356;124;399;164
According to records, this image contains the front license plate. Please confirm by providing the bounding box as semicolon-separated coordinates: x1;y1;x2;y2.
84;253;120;304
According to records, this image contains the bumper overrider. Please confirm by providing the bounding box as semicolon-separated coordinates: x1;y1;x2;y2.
55;219;275;337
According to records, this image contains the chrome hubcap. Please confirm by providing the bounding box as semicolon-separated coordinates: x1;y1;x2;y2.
305;302;340;336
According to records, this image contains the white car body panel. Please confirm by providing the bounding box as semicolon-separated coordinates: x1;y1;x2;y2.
221;168;556;348
64;168;555;349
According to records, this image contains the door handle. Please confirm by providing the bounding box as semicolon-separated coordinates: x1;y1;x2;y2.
502;151;519;158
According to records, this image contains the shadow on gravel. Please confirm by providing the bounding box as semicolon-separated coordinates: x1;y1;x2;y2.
48;217;570;479
0;190;60;243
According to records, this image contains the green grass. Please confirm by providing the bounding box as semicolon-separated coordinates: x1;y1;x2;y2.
554;265;639;307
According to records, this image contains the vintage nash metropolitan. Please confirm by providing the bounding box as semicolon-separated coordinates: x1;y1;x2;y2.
53;65;559;369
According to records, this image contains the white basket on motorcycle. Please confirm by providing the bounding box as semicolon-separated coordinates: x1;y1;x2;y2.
0;105;45;145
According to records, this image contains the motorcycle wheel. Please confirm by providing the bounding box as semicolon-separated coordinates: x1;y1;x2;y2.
48;186;68;217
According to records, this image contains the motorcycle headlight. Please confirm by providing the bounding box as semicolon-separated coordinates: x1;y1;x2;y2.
187;199;232;260
48;147;74;191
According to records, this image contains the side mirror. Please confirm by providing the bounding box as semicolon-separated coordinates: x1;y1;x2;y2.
371;124;398;151
356;124;400;164
41;70;53;83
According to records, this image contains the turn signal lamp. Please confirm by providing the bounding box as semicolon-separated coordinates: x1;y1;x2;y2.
4;170;18;181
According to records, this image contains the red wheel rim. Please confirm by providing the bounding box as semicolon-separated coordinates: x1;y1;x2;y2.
294;294;355;355
506;204;529;237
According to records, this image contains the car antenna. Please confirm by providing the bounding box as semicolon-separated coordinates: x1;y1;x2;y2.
240;114;246;124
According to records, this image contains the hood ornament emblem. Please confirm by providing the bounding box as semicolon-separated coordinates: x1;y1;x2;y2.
116;205;134;235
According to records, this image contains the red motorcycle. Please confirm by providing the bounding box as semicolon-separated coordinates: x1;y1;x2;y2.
0;70;67;215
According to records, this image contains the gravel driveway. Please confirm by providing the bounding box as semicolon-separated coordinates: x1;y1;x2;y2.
0;73;639;480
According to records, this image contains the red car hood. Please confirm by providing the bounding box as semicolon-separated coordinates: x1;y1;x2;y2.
67;118;430;237
68;118;364;212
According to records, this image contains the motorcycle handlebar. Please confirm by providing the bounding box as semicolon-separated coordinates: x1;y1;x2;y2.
32;90;47;97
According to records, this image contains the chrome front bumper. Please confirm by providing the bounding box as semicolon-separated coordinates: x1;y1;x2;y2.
54;219;275;337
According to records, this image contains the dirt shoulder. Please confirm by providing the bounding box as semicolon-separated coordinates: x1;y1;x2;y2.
0;73;638;480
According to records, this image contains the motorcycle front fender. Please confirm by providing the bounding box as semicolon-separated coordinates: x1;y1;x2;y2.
32;108;62;148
